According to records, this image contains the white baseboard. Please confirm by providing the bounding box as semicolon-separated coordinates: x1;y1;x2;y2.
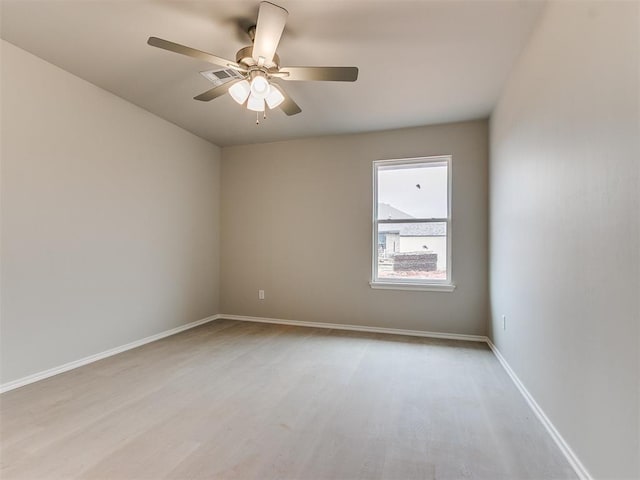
486;339;592;480
2;313;481;394
219;314;488;342
0;314;221;394
0;311;592;480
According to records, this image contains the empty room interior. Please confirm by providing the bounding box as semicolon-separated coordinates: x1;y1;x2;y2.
1;0;638;479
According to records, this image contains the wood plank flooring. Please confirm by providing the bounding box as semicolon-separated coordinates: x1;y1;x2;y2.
1;320;577;479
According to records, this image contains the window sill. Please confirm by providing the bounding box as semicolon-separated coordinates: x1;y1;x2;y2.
369;282;456;292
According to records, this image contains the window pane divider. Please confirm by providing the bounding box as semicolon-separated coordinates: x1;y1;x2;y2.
377;218;448;224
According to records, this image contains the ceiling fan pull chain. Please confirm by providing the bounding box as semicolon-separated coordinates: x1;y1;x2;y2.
256;111;260;125
263;111;267;120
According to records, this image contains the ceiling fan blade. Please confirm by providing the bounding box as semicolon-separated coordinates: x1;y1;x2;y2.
194;79;242;102
252;2;288;66
148;37;241;70
270;84;301;116
277;66;359;82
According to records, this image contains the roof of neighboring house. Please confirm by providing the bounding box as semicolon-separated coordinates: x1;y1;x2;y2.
377;203;445;236
377;203;414;220
379;222;446;237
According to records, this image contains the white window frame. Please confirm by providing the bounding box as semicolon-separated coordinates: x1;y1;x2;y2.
370;155;455;292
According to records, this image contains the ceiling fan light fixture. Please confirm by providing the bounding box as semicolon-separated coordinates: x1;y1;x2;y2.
147;2;359;120
228;79;251;104
250;75;270;99
247;93;265;112
265;85;285;109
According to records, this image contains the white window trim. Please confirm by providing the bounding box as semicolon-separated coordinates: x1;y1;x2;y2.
371;155;455;292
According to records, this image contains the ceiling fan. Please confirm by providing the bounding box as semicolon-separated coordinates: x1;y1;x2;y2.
147;1;358;120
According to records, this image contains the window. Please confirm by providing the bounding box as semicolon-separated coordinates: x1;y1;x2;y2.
371;156;454;292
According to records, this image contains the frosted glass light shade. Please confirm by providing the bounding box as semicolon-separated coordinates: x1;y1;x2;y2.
247;93;265;112
265;86;285;109
250;75;270;99
228;80;251;104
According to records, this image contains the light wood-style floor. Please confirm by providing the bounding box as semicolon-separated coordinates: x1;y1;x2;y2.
1;320;576;479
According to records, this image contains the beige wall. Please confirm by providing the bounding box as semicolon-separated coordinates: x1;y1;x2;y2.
221;120;488;335
0;41;221;384
489;2;639;478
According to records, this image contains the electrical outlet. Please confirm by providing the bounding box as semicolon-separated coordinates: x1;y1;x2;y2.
502;315;507;330
258;290;265;300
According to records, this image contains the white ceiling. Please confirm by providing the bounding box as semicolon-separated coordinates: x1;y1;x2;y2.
0;0;544;147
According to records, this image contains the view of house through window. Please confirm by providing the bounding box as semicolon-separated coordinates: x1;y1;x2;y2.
373;156;451;285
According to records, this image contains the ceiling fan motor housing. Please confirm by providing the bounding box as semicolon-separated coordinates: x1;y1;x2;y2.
236;45;280;71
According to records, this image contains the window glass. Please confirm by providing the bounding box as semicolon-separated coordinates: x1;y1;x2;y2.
373;157;451;286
